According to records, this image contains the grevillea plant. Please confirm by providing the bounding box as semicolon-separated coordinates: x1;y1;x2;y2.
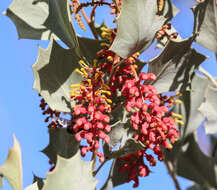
1;0;217;190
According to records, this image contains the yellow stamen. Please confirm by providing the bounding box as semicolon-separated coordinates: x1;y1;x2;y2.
75;68;84;76
93;59;97;68
175;99;183;104
106;99;112;104
100;27;112;32
134;65;138;69
135;52;140;57
70;84;81;88
172;113;183;119
128;57;134;62
79;60;88;68
107;56;113;62
87;79;92;87
100;42;110;47
80;68;88;77
174;118;184;125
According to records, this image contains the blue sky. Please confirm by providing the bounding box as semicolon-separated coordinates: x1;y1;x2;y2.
0;0;217;189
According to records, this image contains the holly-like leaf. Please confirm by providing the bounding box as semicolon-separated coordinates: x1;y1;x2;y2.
103;123;128;153
187;184;215;190
44;0;80;51
101;158;130;190
193;0;217;53
109;0;169;58
24;183;39;190
32;38;82;112
199;86;217;134
148;37;207;93
4;0;79;52
175;134;217;188
3;0;52;40
42;128;79;164
78;37;102;64
33;37;102;112
105;138;145;159
42;151;97;190
0;135;22;190
174;74;212;138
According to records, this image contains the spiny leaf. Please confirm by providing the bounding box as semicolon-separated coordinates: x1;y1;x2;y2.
100;159;130;190
24;183;39;190
0;135;22;190
187;184;215;190
32;38;82;112
42;151;97;190
3;0;52;40
41;128;79;164
33;175;44;190
193;0;217;53
32;37;102;112
148;37;207;93
199;86;217;134
109;0;168;58
174;74;211;138
105;138;145;159
103;123;128;155
175;134;217;188
101;128;138;190
44;0;80;51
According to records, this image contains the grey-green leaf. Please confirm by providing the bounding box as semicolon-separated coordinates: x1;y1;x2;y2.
32;37;102;112
44;0;80;51
101;159;130;190
32;39;82;112
0;135;22;190
4;0;52;40
109;0;167;58
193;0;217;53
199;86;217;134
42;151;97;190
41;128;79;164
174;74;211;138
176;134;217;188
24;183;39;190
187;184;216;190
105;138;145;159
148;37;206;93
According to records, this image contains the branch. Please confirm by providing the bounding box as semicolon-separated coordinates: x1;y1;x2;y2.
198;66;217;88
93;160;107;176
164;158;181;190
107;58;126;85
112;0;120;13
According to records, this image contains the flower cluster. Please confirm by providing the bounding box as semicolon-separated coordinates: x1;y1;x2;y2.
70;60;112;162
118;73;181;187
39;95;60;128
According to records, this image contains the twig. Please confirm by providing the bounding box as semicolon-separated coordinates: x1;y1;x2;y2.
76;0;99;39
107;58;126;85
93;160;107;176
91;152;97;172
164;158;181;190
112;0;120;13
198;66;217;88
76;1;111;13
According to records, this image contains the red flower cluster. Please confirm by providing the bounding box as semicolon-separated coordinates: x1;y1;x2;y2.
118;72;180;187
70;60;112;162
